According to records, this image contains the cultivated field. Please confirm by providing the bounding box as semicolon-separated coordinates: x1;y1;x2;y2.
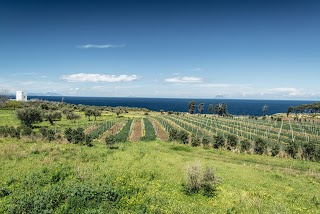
0;105;320;213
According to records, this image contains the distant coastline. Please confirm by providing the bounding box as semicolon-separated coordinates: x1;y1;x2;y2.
23;96;317;116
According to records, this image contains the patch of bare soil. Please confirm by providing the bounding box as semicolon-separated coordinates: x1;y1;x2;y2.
100;120;126;142
151;119;168;141
130;119;142;142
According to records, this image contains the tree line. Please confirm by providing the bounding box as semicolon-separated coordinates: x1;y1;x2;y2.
188;100;227;116
287;102;320;116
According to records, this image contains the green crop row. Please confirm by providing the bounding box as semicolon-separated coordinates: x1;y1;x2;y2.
114;119;133;142
141;118;156;141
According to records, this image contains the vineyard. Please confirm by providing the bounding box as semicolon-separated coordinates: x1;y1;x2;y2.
151;113;320;161
1;106;320;213
0;101;319;161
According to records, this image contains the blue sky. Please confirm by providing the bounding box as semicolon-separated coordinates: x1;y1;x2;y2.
1;0;320;99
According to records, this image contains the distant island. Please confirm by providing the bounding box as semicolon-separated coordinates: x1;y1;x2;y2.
214;95;226;99
28;92;63;96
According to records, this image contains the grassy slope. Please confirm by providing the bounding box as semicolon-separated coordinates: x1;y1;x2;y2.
1;138;319;213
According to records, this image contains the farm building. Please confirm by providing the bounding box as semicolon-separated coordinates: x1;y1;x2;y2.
16;91;27;101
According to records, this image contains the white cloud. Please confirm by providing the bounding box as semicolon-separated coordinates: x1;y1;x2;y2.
165;76;203;83
195;83;248;88
61;73;138;83
268;87;300;93
77;44;126;49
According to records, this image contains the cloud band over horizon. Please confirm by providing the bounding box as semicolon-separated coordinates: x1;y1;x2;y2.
165;76;203;83
77;44;126;49
61;73;138;83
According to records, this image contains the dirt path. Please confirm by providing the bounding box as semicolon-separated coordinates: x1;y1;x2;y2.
99;120;126;142
130;119;142;142
151;118;168;141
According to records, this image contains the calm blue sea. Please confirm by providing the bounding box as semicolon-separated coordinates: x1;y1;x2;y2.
25;96;317;116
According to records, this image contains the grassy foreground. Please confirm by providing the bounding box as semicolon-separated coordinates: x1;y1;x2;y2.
1;138;320;213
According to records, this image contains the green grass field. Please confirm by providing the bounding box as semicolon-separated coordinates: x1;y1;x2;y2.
0;108;320;213
0;138;319;213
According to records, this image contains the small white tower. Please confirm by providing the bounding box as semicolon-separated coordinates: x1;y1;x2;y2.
16;91;27;101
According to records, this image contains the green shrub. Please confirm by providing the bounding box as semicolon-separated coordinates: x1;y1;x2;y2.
64;128;73;142
303;142;316;160
169;129;178;141
285;141;299;158
191;136;201;147
183;162;219;197
254;138;267;155
202;167;219;197
106;135;116;148
271;144;280;156
21;126;33;136
7;126;20;139
84;135;93;147
213;134;225;149
184;162;202;194
40;127;47;138
0;187;11;197
202;137;210;148
47;129;56;142
226;134;238;150
240;139;251;152
178;130;189;144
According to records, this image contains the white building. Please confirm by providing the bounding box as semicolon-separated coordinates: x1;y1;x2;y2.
16;91;27;101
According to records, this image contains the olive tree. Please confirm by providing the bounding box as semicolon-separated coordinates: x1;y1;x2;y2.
16;107;42;128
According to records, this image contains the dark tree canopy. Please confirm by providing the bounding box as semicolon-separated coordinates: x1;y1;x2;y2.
214;102;227;116
189;100;196;114
208;104;213;114
16;107;43;127
198;103;205;114
287;102;320;116
43;111;62;125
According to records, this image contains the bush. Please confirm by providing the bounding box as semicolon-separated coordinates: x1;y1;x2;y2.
46;129;56;142
64;128;73;142
21;126;33;136
106;135;116;148
226;134;238;150
72;128;85;144
7;126;20;139
202;167;219;197
271;144;280;156
303;142;316;160
240;139;251;152
84;135;93;147
64;127;86;145
16;107;42;128
169;129;178;141
0;126;9;137
254;138;267;155
40;127;48;138
183;162;219;197
213;134;225;149
285;141;299;158
169;128;189;144
202;137;210;148
191;136;201;147
184;162;202;194
178;130;189;144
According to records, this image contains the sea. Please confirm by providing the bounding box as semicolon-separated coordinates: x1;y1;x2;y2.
25;96;318;116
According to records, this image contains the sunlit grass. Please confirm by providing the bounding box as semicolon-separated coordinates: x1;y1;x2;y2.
0;138;319;213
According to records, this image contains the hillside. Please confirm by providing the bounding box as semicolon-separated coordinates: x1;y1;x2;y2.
0;103;320;213
1;139;320;213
